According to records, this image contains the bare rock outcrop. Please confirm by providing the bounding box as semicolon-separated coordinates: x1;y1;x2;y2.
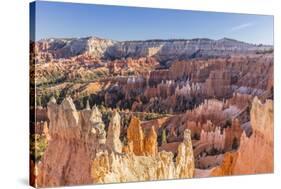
37;97;104;187
211;97;273;176
175;129;195;178
106;110;122;153
232;97;273;174
204;70;231;98
211;152;237;176
199;127;225;151
92;129;194;183
224;119;243;151
144;126;158;156
36;36;272;65
127;116;144;155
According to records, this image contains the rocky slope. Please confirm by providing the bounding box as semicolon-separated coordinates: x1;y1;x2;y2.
211;97;273;176
35;36;272;65
232;97;273;174
36;36;115;60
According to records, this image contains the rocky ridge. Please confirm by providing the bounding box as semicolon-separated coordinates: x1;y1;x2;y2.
35;37;272;64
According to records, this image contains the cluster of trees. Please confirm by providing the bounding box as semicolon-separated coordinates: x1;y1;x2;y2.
36;90;61;107
30;134;48;162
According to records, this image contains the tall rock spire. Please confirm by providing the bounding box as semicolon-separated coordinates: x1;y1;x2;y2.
127;116;144;156
106;110;122;153
90;105;106;144
144;126;158;156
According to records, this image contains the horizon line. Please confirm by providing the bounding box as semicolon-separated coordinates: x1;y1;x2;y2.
35;35;273;46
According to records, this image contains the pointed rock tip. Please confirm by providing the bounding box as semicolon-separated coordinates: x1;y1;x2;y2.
253;96;260;104
112;110;120;118
62;96;77;111
48;96;57;105
91;105;102;117
183;129;192;142
86;100;91;110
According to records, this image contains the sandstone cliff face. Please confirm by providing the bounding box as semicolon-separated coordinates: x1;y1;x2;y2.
36;36;272;64
106;111;122;153
232;97;273;174
92;129;194;183
36;37;115;60
184;99;228;126
168;55;273;95
224;119;243;151
211;97;273;176
37;97;104;187
127;116;145;155
102;38;271;64
211;152;237;176
204;70;232;98
196;127;225;155
125;117;159;156
104;54;273;114
144;126;158;156
175;129;195;178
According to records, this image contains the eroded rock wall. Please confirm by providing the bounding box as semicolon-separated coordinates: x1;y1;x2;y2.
37;97;105;187
92;129;194;183
233;97;273;174
37;98;196;187
211;97;273;176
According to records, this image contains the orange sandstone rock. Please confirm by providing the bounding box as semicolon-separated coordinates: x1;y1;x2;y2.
91;129;195;183
211;97;273;176
37;97;104;187
211;152;237;176
127;116;144;155
233;97;273;174
106;110;122;153
144;126;158;156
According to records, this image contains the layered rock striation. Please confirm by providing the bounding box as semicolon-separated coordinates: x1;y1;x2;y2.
36;37;272;64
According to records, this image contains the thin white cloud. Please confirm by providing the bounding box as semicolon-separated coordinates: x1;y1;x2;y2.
230;22;254;32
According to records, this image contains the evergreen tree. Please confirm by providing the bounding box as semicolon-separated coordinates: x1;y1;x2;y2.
36;96;42;107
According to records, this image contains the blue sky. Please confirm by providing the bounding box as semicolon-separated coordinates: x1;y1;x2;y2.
33;1;273;45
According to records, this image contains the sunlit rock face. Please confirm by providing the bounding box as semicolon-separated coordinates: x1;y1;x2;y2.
211;152;238;176
106;110;122;153
211;97;273;176
125;117;166;157
224;119;243;151
92;129;194;183
233;97;273;174
36;37;272;66
36;37;116;60
197;127;226;154
37;97;104;187
36;97;195;187
126;116;145;156
144;126;158;156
